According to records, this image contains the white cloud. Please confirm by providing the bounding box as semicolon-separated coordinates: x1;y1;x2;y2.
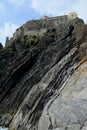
71;0;87;23
31;0;87;23
8;0;26;6
0;22;18;46
31;0;75;15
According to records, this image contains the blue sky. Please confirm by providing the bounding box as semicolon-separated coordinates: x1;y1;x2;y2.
0;0;87;46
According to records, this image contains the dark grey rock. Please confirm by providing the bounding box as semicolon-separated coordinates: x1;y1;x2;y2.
0;15;87;130
0;43;3;50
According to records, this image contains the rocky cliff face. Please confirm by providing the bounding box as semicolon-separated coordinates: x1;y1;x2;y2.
0;16;87;130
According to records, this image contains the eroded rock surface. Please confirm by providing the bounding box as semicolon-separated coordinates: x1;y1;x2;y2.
0;16;87;130
38;61;87;130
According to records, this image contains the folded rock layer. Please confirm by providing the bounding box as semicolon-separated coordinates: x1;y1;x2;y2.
0;15;87;130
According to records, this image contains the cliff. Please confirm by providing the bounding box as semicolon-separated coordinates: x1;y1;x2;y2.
0;15;87;130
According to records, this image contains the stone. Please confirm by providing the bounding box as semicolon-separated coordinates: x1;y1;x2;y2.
67;124;81;130
53;128;65;130
0;15;87;130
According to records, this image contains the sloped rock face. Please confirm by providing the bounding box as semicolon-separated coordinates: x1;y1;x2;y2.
0;16;87;130
38;61;87;130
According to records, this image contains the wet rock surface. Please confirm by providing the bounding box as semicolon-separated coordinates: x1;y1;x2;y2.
0;16;87;130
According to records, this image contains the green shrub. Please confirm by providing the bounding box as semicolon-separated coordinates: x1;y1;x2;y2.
28;35;39;45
